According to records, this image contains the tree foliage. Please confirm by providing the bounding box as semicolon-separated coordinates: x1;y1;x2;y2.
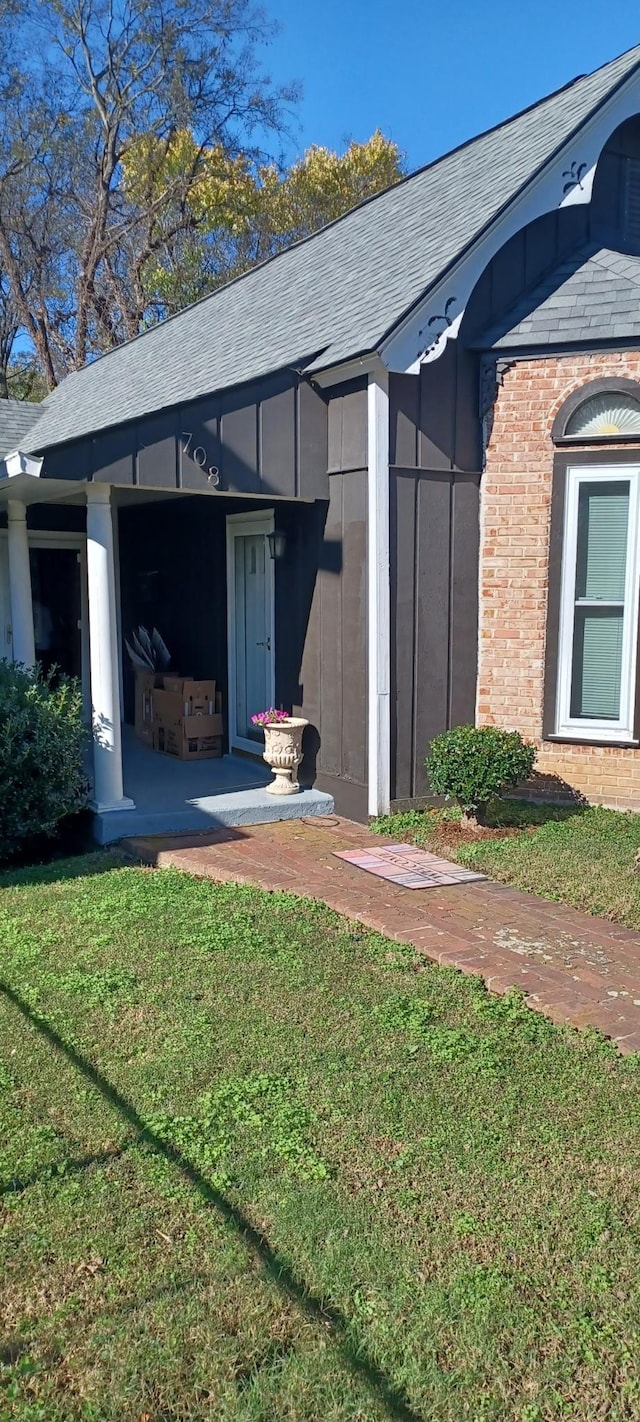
0;0;297;387
0;1;404;392
126;127;404;314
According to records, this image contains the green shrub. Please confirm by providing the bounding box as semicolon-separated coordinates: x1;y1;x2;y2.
0;661;88;858
426;724;536;822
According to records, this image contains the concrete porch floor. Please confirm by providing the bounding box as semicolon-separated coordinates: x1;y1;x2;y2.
93;726;334;844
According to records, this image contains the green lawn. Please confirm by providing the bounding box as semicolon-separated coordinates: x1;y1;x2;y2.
2;856;640;1420
373;803;640;931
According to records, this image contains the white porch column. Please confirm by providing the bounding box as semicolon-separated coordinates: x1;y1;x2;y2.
86;484;134;813
7;500;36;668
367;369;391;817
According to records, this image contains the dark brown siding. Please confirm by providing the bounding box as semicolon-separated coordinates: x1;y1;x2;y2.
389;349;482;474
390;467;480;803
327;378;367;472
40;371;329;502
274;470;367;820
0;504;87;533
462;207;593;347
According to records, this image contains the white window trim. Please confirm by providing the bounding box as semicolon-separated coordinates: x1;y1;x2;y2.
555;463;640;743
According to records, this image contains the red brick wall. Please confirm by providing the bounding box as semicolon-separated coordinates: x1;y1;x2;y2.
479;350;640;810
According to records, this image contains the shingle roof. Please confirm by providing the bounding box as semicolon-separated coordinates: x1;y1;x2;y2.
24;43;640;454
0;399;43;459
474;244;640;348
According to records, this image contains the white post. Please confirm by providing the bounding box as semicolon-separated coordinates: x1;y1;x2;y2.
7;499;36;668
367;369;391;817
86;484;134;813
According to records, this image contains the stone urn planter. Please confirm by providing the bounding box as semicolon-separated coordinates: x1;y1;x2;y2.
261;717;308;795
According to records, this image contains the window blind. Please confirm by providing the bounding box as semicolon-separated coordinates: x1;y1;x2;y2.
570;482;629;720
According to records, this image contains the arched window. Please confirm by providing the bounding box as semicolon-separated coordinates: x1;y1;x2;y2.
565;390;640;438
548;380;640;745
552;378;640;443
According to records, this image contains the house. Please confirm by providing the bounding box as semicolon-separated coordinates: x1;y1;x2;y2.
4;44;640;839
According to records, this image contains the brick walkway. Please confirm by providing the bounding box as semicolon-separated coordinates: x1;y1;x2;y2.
125;816;640;1053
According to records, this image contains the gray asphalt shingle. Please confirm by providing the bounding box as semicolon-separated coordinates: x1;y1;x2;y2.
23;43;640;454
475;245;640;348
0;399;43;460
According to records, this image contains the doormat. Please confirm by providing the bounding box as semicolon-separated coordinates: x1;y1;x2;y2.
333;843;487;890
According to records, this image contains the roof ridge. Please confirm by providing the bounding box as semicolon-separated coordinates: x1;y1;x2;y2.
41;46;640;400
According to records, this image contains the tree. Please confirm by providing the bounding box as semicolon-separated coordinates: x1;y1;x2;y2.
0;2;404;391
131;129;405;315
0;0;297;387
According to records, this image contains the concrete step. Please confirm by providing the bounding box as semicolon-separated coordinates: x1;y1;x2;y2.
93;785;335;844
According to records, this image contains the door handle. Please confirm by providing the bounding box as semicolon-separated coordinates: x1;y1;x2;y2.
256;638;271;650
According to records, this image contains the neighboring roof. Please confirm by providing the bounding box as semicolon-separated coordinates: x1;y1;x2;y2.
0;398;43;458
24;43;640;454
474;243;640;349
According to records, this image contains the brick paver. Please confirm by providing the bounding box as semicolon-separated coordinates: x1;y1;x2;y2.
124;816;640;1053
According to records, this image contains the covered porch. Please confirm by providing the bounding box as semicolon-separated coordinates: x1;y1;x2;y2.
98;727;332;844
0;466;334;843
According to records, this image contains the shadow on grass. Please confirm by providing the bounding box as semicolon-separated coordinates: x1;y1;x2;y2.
1;1146;126;1198
486;796;587;830
0;849;126;891
1;979;424;1422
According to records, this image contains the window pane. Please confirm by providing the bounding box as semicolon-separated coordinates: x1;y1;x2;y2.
575;481;629;602
571;608;624;719
566;393;640;437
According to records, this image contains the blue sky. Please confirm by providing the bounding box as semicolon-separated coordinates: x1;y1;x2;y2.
266;1;640;172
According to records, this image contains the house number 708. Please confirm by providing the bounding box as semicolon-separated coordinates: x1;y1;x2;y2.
181;431;220;486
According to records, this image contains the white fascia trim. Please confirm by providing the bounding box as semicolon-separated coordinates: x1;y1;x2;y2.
4;449;44;479
367;369;391;818
381;64;640;374
311;352;382;389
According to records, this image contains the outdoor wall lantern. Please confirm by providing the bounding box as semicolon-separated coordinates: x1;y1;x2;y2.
267;529;287;561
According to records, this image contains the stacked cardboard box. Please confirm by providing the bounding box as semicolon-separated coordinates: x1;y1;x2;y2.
134;671;223;760
134;670;163;748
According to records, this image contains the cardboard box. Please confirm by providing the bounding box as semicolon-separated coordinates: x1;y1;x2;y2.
161;678;216;713
152;685;224;760
134;669;163;746
154;716;223;760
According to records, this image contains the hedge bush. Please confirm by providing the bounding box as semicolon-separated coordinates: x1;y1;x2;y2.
0;661;89;859
426;724;536;823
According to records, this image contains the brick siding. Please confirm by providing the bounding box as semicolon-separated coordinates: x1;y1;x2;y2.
479;350;640;810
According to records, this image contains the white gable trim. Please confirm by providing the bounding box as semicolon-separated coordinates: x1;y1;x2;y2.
381;63;640;374
311;354;381;388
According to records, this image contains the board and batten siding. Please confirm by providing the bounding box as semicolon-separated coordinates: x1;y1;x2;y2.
389;366;481;804
286;380;369;819
38;370;328;503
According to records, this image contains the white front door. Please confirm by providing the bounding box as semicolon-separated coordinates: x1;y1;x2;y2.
227;512;275;753
0;535;11;661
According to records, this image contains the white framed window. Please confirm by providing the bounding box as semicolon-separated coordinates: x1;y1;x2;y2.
556;465;640;743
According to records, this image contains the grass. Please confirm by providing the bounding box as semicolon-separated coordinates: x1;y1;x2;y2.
373;802;640;930
2;857;640;1419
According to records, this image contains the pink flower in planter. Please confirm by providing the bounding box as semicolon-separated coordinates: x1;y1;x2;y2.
251;707;290;727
